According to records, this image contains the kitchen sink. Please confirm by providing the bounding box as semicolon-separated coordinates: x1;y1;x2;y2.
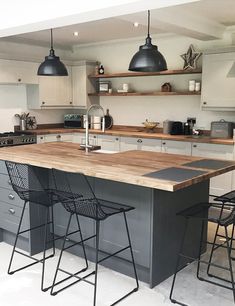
94;149;118;154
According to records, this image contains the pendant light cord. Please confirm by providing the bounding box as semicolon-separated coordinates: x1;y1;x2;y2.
147;10;150;38
50;28;53;50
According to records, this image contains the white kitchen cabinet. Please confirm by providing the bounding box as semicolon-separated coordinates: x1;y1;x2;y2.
73;132;98;146
0;59;39;84
72;61;98;108
120;137;161;152
97;135;120;151
27;66;73;109
201;52;235;111
192;142;234;196
161;140;192;155
37;133;74;143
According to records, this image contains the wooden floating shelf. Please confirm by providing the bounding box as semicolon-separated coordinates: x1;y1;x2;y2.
88;69;202;79
88;91;201;97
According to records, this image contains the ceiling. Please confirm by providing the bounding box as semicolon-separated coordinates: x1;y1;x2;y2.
2;0;235;49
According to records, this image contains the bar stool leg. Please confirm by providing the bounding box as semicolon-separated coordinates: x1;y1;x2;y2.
75;214;88;269
51;206;56;257
8;201;27;275
197;220;205;280
41;207;50;291
169;218;188;305
93;220;100;306
229;224;235;259
50;213;73;296
225;226;235;302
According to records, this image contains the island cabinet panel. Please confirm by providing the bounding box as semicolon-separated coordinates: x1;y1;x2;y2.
192;142;234;196
94;178;152;268
120;136;161;152
97;135;120;151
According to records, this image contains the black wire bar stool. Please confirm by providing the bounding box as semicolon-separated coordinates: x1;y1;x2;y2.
5;161;88;292
169;200;235;305
50;169;139;306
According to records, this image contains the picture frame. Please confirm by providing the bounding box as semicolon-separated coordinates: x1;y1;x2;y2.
99;81;111;92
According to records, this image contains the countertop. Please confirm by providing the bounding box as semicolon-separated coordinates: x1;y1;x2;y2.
0;142;234;192
24;128;234;145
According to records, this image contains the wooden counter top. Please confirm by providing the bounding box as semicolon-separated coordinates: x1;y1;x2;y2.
24;128;234;145
0;142;234;192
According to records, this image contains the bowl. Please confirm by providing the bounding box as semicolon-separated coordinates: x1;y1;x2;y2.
142;120;159;132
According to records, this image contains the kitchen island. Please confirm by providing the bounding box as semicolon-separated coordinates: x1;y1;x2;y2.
0;142;234;288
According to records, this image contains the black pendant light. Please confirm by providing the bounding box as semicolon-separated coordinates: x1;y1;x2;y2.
37;29;68;76
129;10;167;72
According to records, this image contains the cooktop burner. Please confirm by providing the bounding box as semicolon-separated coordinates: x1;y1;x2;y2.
0;131;36;147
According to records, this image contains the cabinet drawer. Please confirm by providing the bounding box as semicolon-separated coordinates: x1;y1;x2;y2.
0;187;24;207
0;173;12;190
0;202;29;237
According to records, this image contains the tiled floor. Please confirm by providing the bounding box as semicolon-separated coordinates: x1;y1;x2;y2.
0;224;234;306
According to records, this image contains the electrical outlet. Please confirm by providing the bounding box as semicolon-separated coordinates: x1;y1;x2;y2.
187;117;196;124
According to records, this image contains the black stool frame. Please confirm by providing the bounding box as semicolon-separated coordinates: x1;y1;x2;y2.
50;169;139;306
170;201;235;306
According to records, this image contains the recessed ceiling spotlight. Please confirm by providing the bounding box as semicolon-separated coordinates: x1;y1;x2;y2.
133;22;139;27
73;31;79;36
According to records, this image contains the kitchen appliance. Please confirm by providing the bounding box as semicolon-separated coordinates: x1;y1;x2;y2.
0;132;36;147
211;119;234;138
163;120;173;134
64;114;83;129
170;121;183;135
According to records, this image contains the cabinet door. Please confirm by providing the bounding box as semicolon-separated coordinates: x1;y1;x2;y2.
120;137;138;151
0;59;39;84
98;135;120;151
39;67;72;107
37;135;45;143
192;142;234;195
161;140;192;155
72;66;87;108
141;138;162;152
73;133;98;146
201;52;235;110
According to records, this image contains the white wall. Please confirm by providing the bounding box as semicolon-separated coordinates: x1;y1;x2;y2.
0;85;67;132
71;33;235;129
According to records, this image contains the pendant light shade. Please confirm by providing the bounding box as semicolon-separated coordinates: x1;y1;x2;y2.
129;10;167;72
37;29;68;76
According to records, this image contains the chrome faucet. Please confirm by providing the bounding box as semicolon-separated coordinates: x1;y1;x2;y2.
80;104;105;153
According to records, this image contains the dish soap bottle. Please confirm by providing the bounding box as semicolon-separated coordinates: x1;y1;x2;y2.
98;65;104;74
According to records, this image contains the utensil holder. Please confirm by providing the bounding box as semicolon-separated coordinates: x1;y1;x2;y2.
20;119;26;131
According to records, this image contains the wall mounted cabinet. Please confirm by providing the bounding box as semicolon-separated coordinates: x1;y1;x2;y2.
201;51;235;111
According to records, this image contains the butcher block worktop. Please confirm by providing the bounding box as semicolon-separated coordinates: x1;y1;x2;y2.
24;127;234;145
0;142;234;192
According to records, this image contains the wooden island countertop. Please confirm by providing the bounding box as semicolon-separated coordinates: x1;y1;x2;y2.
0;142;234;192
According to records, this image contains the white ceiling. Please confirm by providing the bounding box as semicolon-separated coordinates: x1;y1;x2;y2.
2;0;235;49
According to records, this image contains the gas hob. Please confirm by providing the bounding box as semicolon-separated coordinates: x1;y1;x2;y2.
0;132;36;147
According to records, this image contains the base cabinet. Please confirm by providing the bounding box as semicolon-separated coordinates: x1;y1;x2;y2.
120;137;161;152
161;140;192;155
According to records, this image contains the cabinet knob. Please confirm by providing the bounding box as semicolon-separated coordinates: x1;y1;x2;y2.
18;78;22;82
203;101;207;105
162;142;166;145
69;101;72;104
115;138;119;141
193;144;197;148
137;139;142;143
8;180;12;185
8;208;15;215
42;101;45;105
8;194;15;200
56;134;61;139
93;136;96;139
40;136;44;140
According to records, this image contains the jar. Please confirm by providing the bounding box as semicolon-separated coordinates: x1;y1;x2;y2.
189;80;195;91
195;82;201;92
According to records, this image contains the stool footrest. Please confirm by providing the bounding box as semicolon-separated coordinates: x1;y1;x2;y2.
19;221;53;235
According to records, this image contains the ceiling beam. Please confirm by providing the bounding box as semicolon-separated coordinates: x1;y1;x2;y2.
119;5;226;41
0;0;199;37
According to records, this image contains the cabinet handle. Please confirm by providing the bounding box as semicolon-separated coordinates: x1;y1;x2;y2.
203;101;207;105
8;194;15;200
18;78;22;82
162;142;166;145
193;144;197;148
8;180;12;185
56;134;61;139
137;139;142;143
8;208;15;215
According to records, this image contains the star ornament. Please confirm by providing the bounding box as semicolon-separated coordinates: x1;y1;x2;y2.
181;44;202;70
